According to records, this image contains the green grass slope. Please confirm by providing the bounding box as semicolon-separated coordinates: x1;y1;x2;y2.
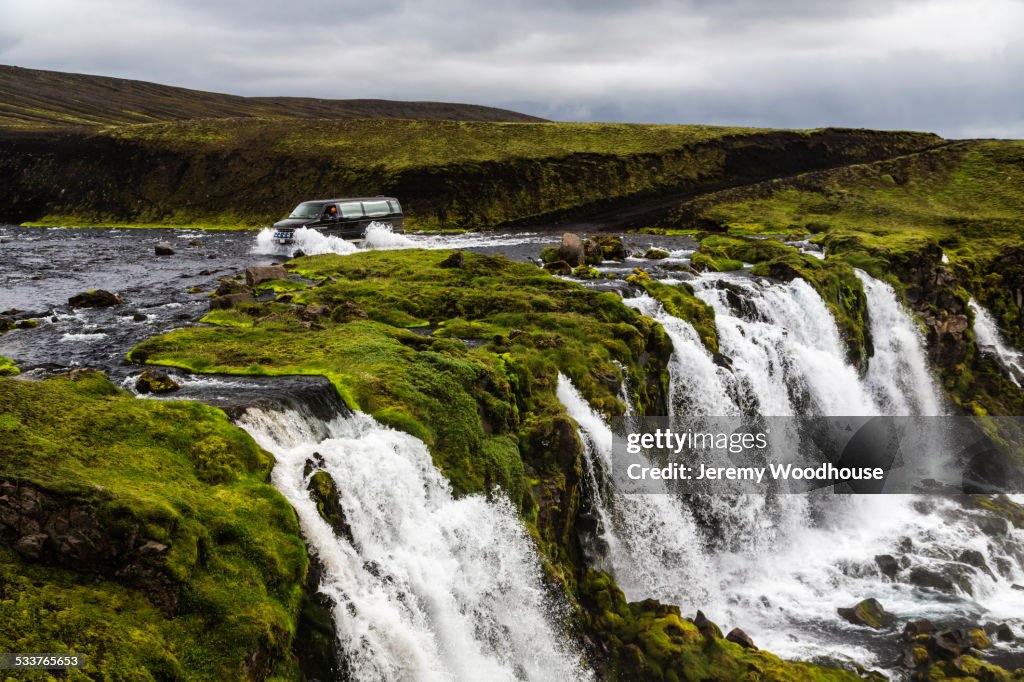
2;119;941;230
0;371;310;680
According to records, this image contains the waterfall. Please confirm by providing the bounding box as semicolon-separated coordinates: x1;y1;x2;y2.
560;270;1024;669
238;406;590;682
970;298;1024;388
857;271;943;415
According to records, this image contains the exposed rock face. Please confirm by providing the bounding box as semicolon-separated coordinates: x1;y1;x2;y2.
0;479;179;613
245;264;289;287
68;289;123;307
875;554;900;579
306;470;354;546
134;369;180;394
558;233;585;266
837;598;895;629
209;292;256;309
154;242;175;255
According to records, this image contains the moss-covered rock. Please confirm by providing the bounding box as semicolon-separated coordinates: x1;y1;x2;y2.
129;249;673;605
580;570;862;681
0;371;310;679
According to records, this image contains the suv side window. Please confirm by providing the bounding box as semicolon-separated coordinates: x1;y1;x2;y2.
363;200;391;218
387;199;402;214
339;202;364;219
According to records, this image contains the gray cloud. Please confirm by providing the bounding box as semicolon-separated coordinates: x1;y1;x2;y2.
1;0;1022;137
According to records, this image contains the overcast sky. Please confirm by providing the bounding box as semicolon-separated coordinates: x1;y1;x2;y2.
2;0;1022;138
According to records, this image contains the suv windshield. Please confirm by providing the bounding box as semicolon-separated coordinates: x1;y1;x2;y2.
288;202;324;219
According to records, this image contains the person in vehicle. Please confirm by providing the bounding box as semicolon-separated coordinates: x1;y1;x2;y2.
324;205;338;220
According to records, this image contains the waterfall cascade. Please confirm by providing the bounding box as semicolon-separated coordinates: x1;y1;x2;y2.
564;269;1024;669
969;298;1024;388
238;406;589;682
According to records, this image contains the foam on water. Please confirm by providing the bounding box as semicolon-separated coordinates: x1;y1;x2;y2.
970;298;1024;388
238;406;590;682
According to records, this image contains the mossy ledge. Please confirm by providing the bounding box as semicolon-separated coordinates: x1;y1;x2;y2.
0;370;314;679
127;249;862;678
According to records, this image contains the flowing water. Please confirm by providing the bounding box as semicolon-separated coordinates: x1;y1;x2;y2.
4;224;1023;676
564;266;1024;671
970;298;1024;388
238;406;589;682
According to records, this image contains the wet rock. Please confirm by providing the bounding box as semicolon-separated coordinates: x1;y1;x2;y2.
293;249;306;258
306;471;354;546
0;316;13;333
1013;584;1024;592
726;627;757;649
15;319;38;330
875;554;900;579
692;610;723;639
154;242;175;256
838;598;895;629
642;248;671;259
543;260;572;275
188;240;202;247
135;369;180;394
558;233;585;266
1;308;21;316
245;265;288;287
209;292;256;310
132;312;148;322
68;290;123;307
187;286;205;294
439;251;465;268
958;549;993;576
904;619;936;640
931;629;971;659
594;235;626;261
994;623;1016;642
909;564;973;595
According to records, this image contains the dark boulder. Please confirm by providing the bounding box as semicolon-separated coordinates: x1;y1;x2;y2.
439;251;465;268
726;627;757;649
837;598;895;629
875;554;900;579
903;619;936;640
909;564;973;595
214;279;249;296
68;290;123;307
307;471;354;546
135;369;180;394
692;610;723;639
995;623;1016;642
132;312;148;322
245;265;289;287
154;242;175;256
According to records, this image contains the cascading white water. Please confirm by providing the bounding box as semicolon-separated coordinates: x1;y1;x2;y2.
970;298;1024;388
858;271;943;415
238;406;589;682
562;269;1024;670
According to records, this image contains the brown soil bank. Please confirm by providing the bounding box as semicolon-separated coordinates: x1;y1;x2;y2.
0;120;941;230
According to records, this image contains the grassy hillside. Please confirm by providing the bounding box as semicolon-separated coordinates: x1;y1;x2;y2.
1;119;942;230
0;64;544;127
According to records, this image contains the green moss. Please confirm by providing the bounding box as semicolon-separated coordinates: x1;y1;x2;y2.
0;371;309;679
0;355;19;376
580;570;860;681
635;278;719;354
